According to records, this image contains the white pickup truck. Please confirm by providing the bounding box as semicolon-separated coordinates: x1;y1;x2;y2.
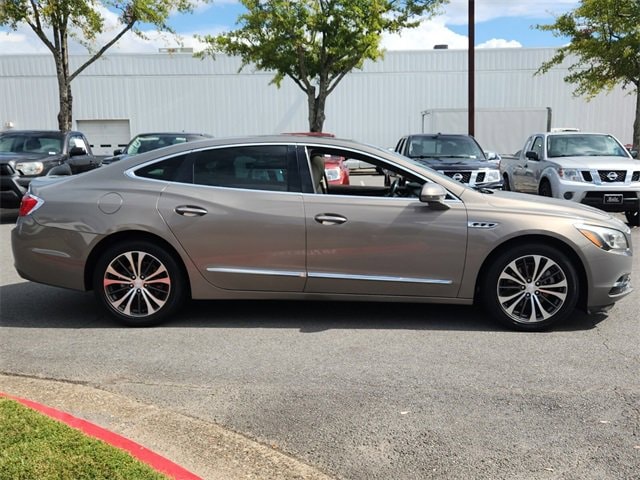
500;131;640;226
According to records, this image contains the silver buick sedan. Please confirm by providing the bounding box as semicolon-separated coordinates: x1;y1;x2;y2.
11;135;633;331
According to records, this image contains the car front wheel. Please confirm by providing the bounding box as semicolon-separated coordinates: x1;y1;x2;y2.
482;244;579;331
539;180;553;197
93;241;186;326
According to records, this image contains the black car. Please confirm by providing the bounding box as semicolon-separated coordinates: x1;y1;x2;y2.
102;132;213;164
0;130;101;209
395;133;503;189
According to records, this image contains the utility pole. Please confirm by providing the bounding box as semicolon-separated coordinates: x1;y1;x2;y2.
468;0;475;136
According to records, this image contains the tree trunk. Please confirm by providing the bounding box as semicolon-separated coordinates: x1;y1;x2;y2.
307;86;327;133
53;37;72;131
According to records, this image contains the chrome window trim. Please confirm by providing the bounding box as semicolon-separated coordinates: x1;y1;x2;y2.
125;141;462;202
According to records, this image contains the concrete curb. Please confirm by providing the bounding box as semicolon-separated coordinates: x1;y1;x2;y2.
0;374;333;480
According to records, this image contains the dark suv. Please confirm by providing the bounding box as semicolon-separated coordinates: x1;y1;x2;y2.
0;130;100;208
395;133;502;189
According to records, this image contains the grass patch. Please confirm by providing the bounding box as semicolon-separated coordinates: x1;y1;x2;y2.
0;398;168;480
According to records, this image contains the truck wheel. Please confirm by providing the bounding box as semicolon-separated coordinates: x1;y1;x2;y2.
539;180;552;197
93;241;186;327
625;210;639;227
502;174;511;191
482;243;579;331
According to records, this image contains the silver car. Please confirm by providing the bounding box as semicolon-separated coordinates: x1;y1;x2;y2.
11;135;634;331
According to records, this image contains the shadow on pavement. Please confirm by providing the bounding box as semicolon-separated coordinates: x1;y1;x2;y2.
0;281;607;333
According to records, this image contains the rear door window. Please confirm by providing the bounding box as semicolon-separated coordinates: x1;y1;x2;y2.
190;145;300;192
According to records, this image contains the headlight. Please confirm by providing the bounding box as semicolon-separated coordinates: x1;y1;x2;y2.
15;161;44;176
558;168;583;182
324;167;341;181
483;169;501;182
576;224;629;253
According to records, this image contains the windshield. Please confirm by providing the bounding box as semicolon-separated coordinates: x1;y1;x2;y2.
126;134;191;155
0;133;63;154
406;136;487;162
547;134;628;158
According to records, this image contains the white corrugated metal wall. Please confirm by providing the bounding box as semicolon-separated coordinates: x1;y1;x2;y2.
0;48;635;154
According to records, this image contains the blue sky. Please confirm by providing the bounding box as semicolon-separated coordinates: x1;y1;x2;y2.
0;0;581;54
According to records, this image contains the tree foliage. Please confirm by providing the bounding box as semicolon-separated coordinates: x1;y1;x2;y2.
198;0;447;132
536;0;640;147
0;0;202;131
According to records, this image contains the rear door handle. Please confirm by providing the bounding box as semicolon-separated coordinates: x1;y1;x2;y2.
314;213;347;225
175;205;208;217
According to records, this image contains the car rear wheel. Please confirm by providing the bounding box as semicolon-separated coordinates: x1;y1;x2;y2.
625;210;639;227
482;244;579;331
93;241;186;326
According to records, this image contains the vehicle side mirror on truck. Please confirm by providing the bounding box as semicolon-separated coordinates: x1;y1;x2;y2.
525;151;539;161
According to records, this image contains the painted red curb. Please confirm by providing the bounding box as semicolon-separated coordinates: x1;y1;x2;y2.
0;392;202;480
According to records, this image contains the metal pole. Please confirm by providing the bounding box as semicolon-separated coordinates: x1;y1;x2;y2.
468;0;475;136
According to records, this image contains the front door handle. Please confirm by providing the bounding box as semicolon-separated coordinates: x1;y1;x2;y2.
175;205;208;217
314;213;347;225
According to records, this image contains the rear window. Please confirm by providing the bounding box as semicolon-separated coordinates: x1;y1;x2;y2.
134;154;190;182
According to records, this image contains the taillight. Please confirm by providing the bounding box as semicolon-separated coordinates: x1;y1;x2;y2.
18;193;43;216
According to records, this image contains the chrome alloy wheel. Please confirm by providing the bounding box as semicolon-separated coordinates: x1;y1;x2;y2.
103;251;171;317
496;254;568;323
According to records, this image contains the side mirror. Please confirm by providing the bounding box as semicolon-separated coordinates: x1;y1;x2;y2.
631;150;638;159
69;146;86;157
485;151;500;161
525;151;539;161
419;183;448;206
113;149;123;155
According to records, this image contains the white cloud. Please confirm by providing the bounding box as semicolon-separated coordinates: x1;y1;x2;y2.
477;39;522;49
382;19;468;51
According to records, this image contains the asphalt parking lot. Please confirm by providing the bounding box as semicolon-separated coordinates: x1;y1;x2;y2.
1;211;639;480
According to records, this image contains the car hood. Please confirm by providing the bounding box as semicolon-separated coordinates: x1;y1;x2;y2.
414;158;496;170
481;189;622;224
548;155;639;168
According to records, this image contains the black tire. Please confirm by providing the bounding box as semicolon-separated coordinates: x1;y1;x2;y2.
93;240;186;327
502;174;511;191
625;210;639;227
482;244;579;331
539;180;552;197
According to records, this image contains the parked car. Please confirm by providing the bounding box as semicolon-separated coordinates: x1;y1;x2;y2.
0;130;100;209
395;134;503;189
12;135;633;331
322;154;350;185
101;132;212;164
500;131;640;226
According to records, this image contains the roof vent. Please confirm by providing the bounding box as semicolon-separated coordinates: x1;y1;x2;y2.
433;44;449;50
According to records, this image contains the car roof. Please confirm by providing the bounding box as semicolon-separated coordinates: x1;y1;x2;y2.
132;132;212;137
0;130;72;135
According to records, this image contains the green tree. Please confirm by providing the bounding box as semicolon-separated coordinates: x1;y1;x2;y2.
536;0;640;148
0;0;202;131
199;0;446;132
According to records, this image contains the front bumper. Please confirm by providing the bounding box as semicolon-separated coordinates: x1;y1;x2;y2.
553;179;640;212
